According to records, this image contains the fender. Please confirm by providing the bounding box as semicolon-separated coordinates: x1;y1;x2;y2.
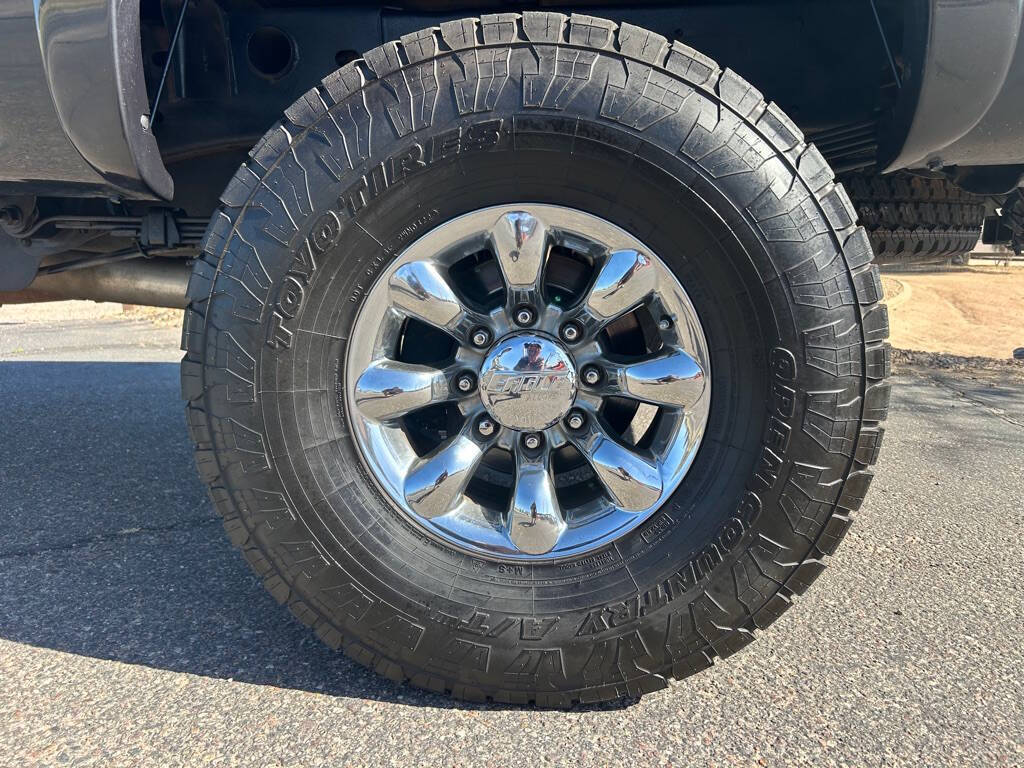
35;0;172;200
884;0;1024;173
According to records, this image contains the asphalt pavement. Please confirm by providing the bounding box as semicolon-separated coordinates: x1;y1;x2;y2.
0;307;1021;767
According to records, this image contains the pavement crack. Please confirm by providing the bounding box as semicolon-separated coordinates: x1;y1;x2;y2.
929;375;1024;428
0;516;221;561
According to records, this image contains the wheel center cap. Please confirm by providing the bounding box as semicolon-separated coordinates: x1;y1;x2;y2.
478;332;577;431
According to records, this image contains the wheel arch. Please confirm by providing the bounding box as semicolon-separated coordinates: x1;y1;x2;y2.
883;0;1024;173
35;0;173;200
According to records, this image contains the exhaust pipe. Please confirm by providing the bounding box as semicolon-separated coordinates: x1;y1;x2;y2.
0;259;191;309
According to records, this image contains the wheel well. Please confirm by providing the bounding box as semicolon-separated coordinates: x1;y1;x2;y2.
141;0;905;205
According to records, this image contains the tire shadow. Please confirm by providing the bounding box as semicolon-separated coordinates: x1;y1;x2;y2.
0;361;636;712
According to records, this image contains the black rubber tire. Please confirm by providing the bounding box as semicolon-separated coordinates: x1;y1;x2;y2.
181;12;890;706
842;170;984;265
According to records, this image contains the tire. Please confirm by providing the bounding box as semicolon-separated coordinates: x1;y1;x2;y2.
842;170;984;265
181;12;890;705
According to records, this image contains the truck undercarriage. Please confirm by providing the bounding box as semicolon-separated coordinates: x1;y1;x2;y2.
3;0;1024;308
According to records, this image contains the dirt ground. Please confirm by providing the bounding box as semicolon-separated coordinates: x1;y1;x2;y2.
121;304;186;328
881;266;1023;360
0;300;125;324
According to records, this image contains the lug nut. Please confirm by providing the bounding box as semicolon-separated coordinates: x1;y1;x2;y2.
560;322;582;343
658;316;673;331
477;418;496;437
456;373;476;393
565;410;586;430
581;365;602;386
471;328;491;348
522;433;542;450
514;306;535;326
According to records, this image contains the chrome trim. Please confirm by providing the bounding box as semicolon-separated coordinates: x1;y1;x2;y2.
478;332;577;431
345;205;711;560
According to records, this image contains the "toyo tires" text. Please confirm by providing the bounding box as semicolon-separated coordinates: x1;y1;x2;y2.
181;12;889;706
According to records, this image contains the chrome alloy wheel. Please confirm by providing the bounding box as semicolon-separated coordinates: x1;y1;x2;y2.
345;205;711;560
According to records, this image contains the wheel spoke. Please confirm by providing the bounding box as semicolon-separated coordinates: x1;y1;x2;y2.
507;448;565;555
490;211;548;296
571;425;662;512
347;205;713;560
388;261;466;331
353;359;450;422
404;431;483;519
583;249;657;322
616;348;707;410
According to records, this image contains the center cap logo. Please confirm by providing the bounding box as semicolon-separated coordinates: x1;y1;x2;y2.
479;333;577;431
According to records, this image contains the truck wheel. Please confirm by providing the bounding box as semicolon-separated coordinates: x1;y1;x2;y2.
181;13;889;705
843;170;984;265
